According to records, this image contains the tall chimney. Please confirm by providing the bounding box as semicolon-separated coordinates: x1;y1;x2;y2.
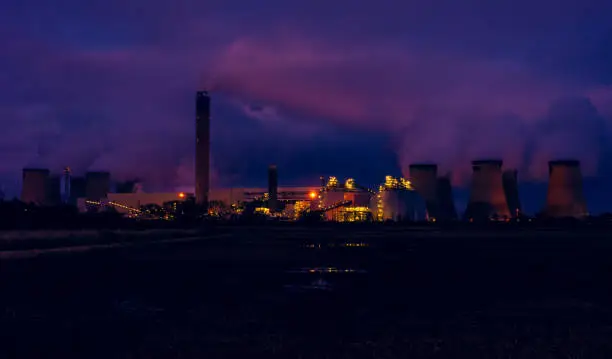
544;160;588;218
409;164;439;219
436;175;457;221
465;160;510;220
268;165;278;212
195;90;211;208
502;169;521;218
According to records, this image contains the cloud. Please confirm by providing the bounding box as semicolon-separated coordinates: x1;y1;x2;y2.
1;0;612;197
210;34;612;182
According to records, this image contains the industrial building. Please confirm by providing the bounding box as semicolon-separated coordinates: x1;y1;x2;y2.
436;176;457;220
373;176;428;222
195;90;211;207
543;160;588;218
85;171;111;201
465;160;511;220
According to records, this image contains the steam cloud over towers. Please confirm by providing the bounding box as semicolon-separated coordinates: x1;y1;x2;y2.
195;91;211;207
544;160;588;218
465;160;510;220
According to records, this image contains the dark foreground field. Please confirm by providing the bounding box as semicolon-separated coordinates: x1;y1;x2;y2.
2;226;612;358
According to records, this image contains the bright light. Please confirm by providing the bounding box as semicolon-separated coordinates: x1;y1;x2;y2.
178;192;185;198
309;191;317;199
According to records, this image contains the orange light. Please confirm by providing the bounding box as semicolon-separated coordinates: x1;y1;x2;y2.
178;192;185;198
309;191;316;199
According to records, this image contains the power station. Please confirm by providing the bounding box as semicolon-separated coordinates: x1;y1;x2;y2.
14;90;593;222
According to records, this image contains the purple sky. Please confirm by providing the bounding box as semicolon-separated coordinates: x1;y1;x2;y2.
1;0;612;207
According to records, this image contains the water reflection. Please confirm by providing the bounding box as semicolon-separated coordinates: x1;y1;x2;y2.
287;267;368;274
284;279;333;292
303;242;369;249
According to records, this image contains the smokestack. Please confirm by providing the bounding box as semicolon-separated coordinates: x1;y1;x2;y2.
85;171;110;201
268;165;278;212
436;176;457;221
465;160;510;220
502;169;521;218
195;90;211;208
61;167;71;204
409;164;439;219
543;160;588;218
21;168;50;205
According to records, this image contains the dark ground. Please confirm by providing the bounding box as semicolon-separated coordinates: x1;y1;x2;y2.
1;226;612;358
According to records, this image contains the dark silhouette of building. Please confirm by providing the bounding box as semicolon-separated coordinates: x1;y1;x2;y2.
409;164;439;219
436;175;457;221
85;171;110;201
268;165;278;212
195;91;211;208
465;160;510;220
46;175;61;206
502;169;521;218
115;179;140;194
21;168;50;205
543;160;588;218
70;177;86;205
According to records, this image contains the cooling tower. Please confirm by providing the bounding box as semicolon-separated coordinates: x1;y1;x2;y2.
436;176;457;221
465;160;510;220
543;160;588;218
409;164;439;219
85;171;110;201
195;91;211;208
268;165;278;212
502;169;521;218
21;168;50;205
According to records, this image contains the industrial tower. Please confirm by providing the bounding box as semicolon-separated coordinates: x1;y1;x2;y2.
408;164;439;219
543;160;588;218
268;165;278;212
195;91;211;208
465;160;511;220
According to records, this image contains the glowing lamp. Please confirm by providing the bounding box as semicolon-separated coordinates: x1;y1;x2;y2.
178;192;186;198
309;191;317;199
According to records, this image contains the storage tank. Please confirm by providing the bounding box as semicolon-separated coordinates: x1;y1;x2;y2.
543;160;588;218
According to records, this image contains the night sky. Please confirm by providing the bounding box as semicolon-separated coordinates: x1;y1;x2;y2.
1;0;611;213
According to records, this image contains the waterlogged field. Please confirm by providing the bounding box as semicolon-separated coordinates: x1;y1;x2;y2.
1;226;612;358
